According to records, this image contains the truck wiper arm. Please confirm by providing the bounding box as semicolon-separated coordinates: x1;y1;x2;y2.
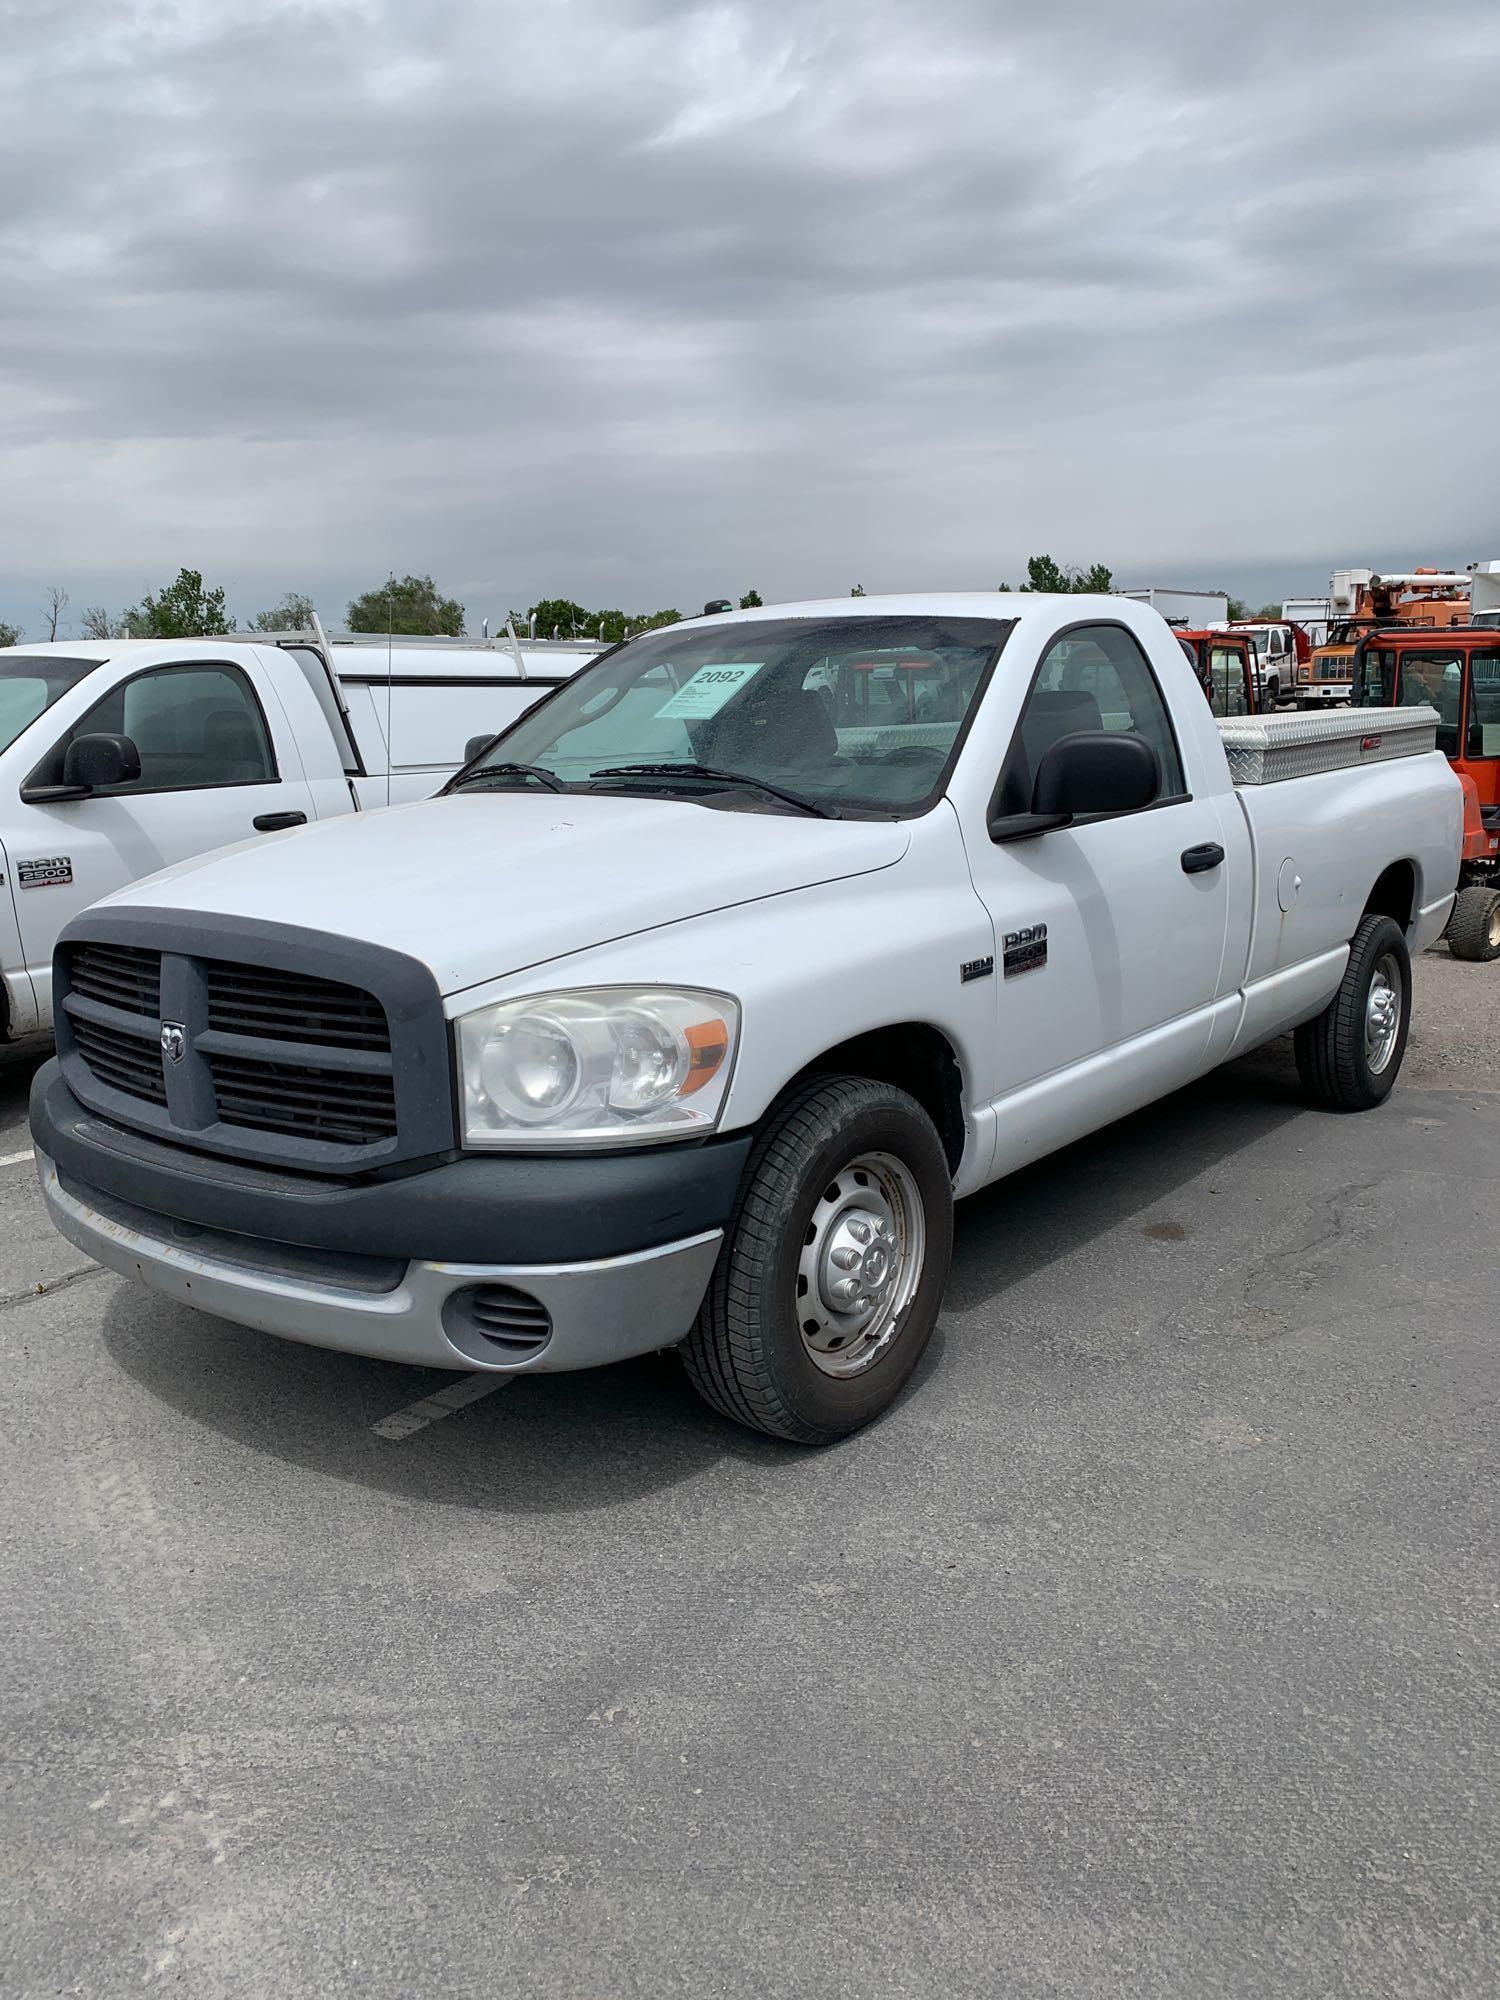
449;761;567;794
588;763;840;819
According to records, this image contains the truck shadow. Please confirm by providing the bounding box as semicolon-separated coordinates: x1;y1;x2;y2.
99;1040;1306;1516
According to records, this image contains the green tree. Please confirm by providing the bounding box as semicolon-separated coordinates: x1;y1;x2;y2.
635;608;681;632
739;589;763;609
348;574;465;637
850;584;866;597
252;592;316;631
0;620;21;647
525;597;591;639
1227;598;1250;621
1015;554;1113;594
80;606;113;640
126;568;232;638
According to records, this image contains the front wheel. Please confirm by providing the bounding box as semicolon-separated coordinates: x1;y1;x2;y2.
1446;884;1500;963
1293;914;1411;1110
682;1076;954;1442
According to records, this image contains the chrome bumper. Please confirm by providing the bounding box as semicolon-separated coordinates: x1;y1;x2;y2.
36;1150;722;1373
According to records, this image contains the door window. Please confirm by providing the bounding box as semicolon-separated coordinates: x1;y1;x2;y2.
57;664;276;792
1208;645;1249;717
1466;653;1500;759
1021;624;1186;801
1396;652;1463;756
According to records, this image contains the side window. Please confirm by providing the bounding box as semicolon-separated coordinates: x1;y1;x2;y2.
65;665;277;793
1356;647;1396;706
1024;624;1186;801
1467;654;1500;759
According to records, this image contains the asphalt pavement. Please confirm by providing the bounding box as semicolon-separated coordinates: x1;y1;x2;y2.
2;950;1495;1998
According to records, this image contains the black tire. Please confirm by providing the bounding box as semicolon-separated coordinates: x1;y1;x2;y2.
682;1075;954;1443
1293;914;1411;1111
1265;675;1279;709
1446;885;1500;963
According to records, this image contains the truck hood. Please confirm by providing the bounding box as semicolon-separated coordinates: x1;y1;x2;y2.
97;792;911;996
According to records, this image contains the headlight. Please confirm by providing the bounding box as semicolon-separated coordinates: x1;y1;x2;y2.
456;986;739;1148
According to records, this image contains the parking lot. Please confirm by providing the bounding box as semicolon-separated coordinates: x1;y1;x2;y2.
3;950;1496;1999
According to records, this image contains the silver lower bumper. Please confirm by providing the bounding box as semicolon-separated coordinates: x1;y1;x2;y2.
36;1151;722;1373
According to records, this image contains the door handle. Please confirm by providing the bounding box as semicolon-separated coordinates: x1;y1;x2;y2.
1180;841;1225;874
253;811;308;833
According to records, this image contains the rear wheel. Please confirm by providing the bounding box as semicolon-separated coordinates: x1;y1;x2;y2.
1446;884;1500;963
1294;915;1411;1110
682;1076;954;1443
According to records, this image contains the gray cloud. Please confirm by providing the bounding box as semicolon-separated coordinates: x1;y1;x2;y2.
1;0;1498;632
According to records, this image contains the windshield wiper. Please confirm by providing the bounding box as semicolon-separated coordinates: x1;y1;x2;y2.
449;761;566;794
587;763;840;819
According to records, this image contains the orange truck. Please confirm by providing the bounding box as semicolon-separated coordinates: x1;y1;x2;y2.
1297;570;1471;708
1352;624;1500;959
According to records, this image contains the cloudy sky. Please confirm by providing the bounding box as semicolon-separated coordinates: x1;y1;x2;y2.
2;0;1498;635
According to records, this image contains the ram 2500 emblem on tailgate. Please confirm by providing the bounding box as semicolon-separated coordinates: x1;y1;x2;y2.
1002;923;1048;978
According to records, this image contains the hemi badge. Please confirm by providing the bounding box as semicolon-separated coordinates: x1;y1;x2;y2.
961;956;994;983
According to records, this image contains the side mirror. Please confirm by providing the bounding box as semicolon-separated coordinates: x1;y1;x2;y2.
464;733;499;766
61;732;141;793
1032;730;1159;820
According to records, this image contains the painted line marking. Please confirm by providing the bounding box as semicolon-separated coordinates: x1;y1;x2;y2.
0;1148;33;1170
371;1373;512;1440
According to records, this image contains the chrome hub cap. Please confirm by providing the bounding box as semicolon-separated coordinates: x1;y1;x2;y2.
1365;955;1402;1074
796;1151;926;1378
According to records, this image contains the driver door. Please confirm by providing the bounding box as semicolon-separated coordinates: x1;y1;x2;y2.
14;659;316;1010
961;622;1234;1176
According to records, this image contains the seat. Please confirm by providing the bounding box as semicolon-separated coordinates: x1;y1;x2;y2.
706;687;838;769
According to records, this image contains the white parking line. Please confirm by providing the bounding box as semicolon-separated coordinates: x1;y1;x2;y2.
371;1373;512;1440
0;1148;33;1170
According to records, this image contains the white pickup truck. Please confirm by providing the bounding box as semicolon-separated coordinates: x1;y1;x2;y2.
30;594;1461;1442
0;628;597;1039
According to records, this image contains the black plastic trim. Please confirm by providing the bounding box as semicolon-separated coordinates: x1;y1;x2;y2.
55;907;453;1171
32;1061;753;1263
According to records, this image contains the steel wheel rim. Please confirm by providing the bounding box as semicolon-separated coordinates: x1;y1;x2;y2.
796;1151;926;1378
1365;953;1402;1074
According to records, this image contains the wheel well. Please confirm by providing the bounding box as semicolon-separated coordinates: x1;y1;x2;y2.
791;1024;966;1173
1363;860;1416;934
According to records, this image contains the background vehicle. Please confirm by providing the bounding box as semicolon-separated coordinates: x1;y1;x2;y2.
1224;621;1307;708
1298;570;1470;707
0;624;599;1040
1175;629;1257;716
1117;586;1229;627
1282;596;1331;648
31;593;1461;1444
1354;625;1500;959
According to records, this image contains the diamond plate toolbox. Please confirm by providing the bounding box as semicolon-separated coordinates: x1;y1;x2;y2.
1216;705;1440;785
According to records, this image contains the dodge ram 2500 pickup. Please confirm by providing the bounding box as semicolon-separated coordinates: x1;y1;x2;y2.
0;628;597;1041
30;594;1463;1442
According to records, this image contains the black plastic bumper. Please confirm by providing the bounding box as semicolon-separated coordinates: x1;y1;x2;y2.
30;1059;753;1265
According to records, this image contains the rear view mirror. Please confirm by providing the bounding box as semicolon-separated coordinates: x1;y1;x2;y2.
463;733;499;765
1031;730;1159;820
61;732;141;793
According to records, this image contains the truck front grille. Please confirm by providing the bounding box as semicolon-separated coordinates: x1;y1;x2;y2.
69;1016;169;1104
55;931;434;1170
68;942;162;1017
205;960;389;1052
204;1051;396;1145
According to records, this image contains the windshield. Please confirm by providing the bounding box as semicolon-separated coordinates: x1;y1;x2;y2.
456;615;1010;816
0;654;101;756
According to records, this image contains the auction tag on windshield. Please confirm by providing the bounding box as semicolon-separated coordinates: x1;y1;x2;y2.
654;662;762;719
